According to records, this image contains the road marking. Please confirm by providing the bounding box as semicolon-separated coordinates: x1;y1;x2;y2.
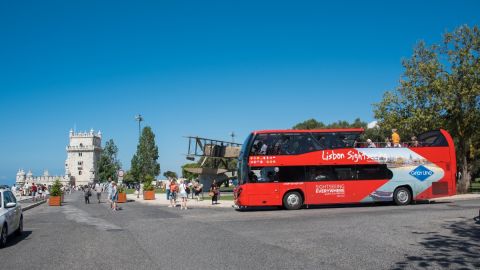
62;205;122;231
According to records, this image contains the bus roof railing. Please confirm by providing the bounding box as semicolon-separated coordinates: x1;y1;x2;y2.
254;128;365;134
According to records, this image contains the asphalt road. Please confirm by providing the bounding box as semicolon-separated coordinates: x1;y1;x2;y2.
1;192;479;270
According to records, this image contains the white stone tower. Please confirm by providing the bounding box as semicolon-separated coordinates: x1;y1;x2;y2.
66;129;102;186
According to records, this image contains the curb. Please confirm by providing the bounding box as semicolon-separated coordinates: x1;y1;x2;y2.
126;196;234;209
431;194;480;202
22;200;47;211
130;200;234;209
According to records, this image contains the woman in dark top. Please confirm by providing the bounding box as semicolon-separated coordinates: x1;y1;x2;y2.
210;180;218;205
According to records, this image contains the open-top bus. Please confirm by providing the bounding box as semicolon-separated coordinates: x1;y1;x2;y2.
234;129;456;210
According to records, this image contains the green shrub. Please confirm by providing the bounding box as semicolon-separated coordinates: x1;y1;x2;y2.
50;179;62;196
117;185;126;193
143;175;155;191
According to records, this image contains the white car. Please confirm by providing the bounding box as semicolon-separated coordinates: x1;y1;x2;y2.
0;189;23;248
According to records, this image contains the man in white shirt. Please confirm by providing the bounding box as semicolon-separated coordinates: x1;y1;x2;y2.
95;182;103;203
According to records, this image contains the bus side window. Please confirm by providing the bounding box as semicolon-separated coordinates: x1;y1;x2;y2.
306;166;336;181
356;165;393;180
277;166;306;182
249;167;280;183
333;167;356;180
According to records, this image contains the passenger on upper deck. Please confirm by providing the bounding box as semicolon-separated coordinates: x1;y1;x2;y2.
411;136;420;147
391;129;401;147
385;138;392;148
366;139;377;148
259;141;268;155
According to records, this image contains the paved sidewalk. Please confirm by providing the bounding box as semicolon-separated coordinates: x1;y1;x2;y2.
432;193;480;202
126;193;234;208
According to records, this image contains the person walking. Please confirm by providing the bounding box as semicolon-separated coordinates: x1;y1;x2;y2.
165;178;171;201
111;182;118;211
107;179;113;206
169;179;178;207
95;182;103;203
135;182;141;199
84;185;91;204
210;180;219;205
37;184;43;200
31;183;37;202
179;180;188;210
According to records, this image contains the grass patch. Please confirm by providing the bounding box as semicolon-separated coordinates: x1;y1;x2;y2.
470;181;480;192
217;195;234;201
219;186;234;192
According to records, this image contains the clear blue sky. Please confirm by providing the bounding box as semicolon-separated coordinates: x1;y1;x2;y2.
1;0;479;185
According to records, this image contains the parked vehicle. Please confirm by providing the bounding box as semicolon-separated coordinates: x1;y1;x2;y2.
0;188;23;248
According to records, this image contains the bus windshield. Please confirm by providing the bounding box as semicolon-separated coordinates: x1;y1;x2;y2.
238;133;253;185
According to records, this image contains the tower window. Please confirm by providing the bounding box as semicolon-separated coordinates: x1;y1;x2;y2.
79;171;82;175
79;152;83;157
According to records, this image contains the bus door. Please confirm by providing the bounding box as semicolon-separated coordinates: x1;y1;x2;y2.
247;167;281;206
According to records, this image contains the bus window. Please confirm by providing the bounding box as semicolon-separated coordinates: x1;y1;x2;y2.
311;133;360;149
276;166;306;182
249;167;279;183
250;134;282;155
417;130;448;147
277;134;319;155
333;167;356;180
306;166;336;181
356;165;393;180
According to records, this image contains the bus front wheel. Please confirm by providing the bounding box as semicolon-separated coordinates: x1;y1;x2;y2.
283;191;303;210
394;187;412;206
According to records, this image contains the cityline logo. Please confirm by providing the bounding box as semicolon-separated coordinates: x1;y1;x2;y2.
409;165;434;181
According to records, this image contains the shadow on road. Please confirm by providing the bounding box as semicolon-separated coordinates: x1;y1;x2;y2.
6;231;33;248
392;218;480;269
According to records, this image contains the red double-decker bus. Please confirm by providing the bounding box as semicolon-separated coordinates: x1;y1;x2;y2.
234;129;456;210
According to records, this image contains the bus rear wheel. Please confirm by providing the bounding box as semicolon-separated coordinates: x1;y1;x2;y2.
283;191;303;210
394;187;412;206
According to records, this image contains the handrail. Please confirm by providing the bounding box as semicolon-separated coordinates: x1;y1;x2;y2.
354;141;422;148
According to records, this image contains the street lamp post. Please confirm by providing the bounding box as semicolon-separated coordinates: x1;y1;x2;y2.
135;114;143;138
230;131;235;144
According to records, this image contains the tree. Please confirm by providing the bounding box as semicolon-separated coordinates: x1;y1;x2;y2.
181;163;200;180
122;171;135;185
374;25;480;193
163;171;178;179
130;126;161;183
293;118;367;130
293;118;384;142
97;139;121;182
293;119;325;130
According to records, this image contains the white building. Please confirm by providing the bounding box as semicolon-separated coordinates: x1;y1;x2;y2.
15;169;72;187
65;129;102;186
16;128;103;187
